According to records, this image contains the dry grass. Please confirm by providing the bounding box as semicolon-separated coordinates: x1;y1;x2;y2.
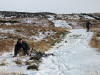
33;27;69;52
22;26;69;52
0;25;55;40
0;25;69;52
0;62;7;66
25;61;32;65
27;65;38;70
14;59;22;65
90;28;100;49
0;39;15;52
0;61;7;66
90;33;97;48
0;72;23;75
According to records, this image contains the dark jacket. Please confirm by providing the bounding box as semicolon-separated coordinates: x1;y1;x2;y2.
15;41;30;51
86;22;91;27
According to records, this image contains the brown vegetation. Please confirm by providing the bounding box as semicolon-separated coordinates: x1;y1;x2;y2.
0;24;69;53
90;28;100;49
27;65;38;70
33;27;69;52
14;59;22;65
0;39;15;52
0;60;7;66
0;72;23;75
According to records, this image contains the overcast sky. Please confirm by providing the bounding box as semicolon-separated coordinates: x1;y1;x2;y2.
0;0;99;14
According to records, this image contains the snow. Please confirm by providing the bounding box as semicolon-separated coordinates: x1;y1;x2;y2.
35;29;100;75
0;52;36;75
0;15;4;18
68;22;78;26
0;35;7;39
53;20;72;29
29;32;46;42
0;28;15;34
97;37;100;40
48;15;72;29
83;15;95;19
67;15;80;20
48;15;55;21
23;18;33;23
5;23;12;25
30;31;55;42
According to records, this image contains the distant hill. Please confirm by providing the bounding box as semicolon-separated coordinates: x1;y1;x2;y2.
0;11;56;18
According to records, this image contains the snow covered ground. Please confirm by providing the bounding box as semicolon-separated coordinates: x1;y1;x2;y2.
83;15;95;19
52;20;72;29
35;29;100;75
0;28;15;34
66;15;80;20
48;15;72;29
29;31;55;42
0;52;37;75
1;29;100;75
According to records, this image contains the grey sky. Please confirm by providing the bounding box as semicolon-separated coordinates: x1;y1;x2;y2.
0;0;99;13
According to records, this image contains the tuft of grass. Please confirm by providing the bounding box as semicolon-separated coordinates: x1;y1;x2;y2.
14;59;22;65
90;29;100;49
25;61;32;65
29;56;41;60
25;59;41;66
0;62;7;66
0;20;19;23
27;65;38;70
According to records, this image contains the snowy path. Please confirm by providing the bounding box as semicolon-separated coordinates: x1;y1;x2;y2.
35;29;100;75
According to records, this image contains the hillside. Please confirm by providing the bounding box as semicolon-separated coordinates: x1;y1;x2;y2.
0;11;100;75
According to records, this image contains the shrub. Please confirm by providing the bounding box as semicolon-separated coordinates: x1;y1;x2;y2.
27;65;38;70
0;62;7;66
0;20;19;23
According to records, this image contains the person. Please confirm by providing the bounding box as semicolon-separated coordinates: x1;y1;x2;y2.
13;38;30;57
86;21;91;32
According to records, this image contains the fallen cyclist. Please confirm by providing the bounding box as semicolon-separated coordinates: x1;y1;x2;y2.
13;38;30;57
